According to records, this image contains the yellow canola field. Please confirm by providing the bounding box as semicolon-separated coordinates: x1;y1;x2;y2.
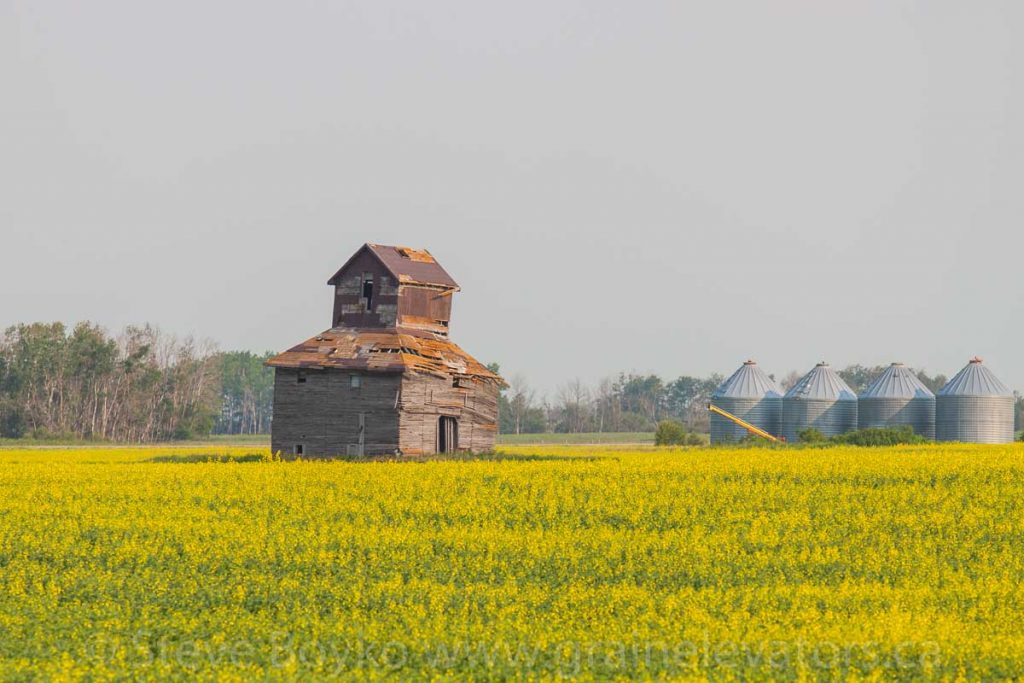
1;443;1023;681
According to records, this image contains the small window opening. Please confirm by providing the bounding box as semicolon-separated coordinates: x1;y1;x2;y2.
294;444;304;456
350;374;361;388
297;371;307;384
361;272;374;311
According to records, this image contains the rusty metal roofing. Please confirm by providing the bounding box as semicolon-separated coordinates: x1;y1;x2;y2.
938;358;1013;397
327;243;460;289
266;327;501;383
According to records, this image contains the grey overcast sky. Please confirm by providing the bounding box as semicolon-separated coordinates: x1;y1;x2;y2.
2;1;1022;395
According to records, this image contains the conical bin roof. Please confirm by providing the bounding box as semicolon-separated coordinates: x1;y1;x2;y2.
784;362;857;401
860;363;935;400
713;361;782;399
938;358;1012;397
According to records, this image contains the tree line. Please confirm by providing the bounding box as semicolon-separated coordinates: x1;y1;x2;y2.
490;364;728;435
0;322;1020;441
0;322;274;441
492;364;1024;435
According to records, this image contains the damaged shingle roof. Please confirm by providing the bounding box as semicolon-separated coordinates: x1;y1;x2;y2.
327;244;460;289
266;327;502;384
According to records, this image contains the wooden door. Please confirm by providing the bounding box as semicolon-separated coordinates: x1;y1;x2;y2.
438;416;458;453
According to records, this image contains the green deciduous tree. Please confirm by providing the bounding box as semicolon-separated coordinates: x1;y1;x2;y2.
214;351;275;435
0;322;221;442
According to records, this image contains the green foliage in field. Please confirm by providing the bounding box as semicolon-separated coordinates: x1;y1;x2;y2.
654;419;686;445
830;426;929;447
797;427;827;444
798;426;929;447
654;420;702;446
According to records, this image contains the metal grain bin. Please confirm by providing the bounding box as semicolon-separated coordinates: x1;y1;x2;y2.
936;358;1015;444
710;360;783;444
782;362;858;442
858;363;936;439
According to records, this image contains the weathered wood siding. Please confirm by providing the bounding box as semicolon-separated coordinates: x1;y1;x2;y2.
330;251;455;337
271;368;401;457
332;250;399;328
398;374;499;454
397;284;453;336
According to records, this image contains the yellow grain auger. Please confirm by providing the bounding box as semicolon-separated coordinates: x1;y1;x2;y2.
707;403;784;444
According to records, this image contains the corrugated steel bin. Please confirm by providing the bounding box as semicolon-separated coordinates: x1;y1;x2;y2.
710;360;783;444
858;363;936;439
936;358;1014;444
782;362;858;442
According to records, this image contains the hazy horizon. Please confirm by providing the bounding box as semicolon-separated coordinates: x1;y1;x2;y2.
4;1;1022;396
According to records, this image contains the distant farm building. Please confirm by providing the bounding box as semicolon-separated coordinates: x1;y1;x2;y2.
267;244;503;457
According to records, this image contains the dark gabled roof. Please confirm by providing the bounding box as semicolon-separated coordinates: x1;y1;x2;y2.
266;327;503;384
327;243;460;289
